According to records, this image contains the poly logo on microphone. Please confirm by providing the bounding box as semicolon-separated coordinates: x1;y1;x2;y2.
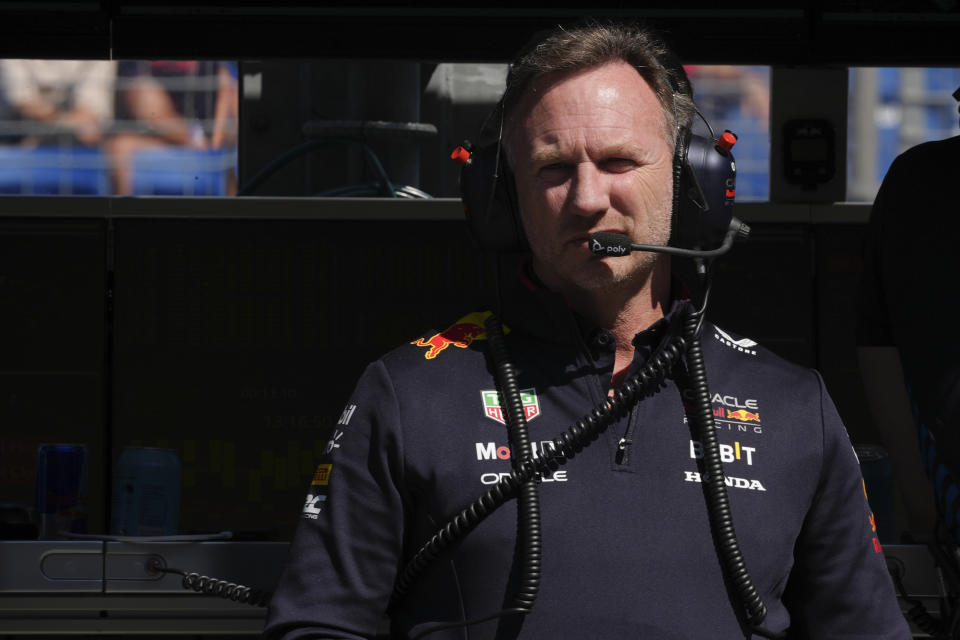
590;232;632;256
598;242;628;255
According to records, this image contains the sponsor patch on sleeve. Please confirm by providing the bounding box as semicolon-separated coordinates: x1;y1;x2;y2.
311;463;333;486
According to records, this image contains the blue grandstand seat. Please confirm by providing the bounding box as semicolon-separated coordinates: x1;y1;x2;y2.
877;68;901;103
876;123;901;184
131;148;233;196
925;67;960;93
0;147;109;195
924;68;960;136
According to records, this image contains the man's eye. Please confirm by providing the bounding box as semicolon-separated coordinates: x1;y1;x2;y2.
602;158;636;172
538;164;571;179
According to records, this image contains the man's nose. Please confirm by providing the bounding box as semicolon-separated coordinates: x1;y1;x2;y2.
568;163;610;216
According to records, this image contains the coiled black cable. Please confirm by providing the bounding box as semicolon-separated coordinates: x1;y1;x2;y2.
921;527;960;639
889;561;944;638
147;559;272;607
484;314;542;612
393;304;787;639
390;324;687;611
681;309;784;639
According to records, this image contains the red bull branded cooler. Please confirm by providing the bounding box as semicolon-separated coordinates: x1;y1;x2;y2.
35;444;88;539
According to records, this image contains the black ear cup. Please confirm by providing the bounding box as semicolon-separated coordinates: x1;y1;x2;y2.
459;141;527;253
672;133;737;250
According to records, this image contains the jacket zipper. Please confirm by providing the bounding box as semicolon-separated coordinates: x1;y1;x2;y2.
570;317;635;466
616;409;638;466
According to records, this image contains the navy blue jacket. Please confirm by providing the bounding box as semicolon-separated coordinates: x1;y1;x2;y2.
265;266;909;639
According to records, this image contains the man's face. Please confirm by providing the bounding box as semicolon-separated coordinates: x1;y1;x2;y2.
510;60;674;293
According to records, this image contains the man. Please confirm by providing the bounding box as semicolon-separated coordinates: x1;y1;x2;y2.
0;59;116;147
265;23;908;639
106;61;238;195
858;89;960;544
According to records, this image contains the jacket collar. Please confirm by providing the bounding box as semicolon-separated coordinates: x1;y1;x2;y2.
497;257;691;348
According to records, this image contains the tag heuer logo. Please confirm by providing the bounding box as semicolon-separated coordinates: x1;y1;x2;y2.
481;389;540;425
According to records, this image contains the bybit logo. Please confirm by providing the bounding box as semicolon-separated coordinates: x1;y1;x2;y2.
689;439;756;466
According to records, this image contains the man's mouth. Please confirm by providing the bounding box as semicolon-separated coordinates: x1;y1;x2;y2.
572;230;629;251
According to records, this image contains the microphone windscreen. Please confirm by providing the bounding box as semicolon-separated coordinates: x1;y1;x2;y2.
590;232;633;256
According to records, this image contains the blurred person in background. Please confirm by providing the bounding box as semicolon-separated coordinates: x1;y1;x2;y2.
684;64;770;125
0;59;117;147
107;60;238;195
858;86;960;543
211;61;239;152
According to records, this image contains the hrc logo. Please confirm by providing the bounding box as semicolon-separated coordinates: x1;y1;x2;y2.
311;464;332;485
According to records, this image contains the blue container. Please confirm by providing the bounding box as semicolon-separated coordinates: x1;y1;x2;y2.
35;444;88;539
0;147;109;195
111;447;182;536
130;148;231;196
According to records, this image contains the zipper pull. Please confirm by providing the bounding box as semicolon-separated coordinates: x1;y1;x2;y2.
616;437;632;465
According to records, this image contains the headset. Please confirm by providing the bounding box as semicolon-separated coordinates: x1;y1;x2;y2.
455;77;739;257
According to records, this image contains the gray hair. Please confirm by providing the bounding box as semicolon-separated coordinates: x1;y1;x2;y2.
501;22;696;151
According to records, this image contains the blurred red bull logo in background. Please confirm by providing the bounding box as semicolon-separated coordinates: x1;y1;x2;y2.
412;311;507;360
727;409;761;422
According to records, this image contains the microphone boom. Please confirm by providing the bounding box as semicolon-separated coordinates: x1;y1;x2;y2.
589;220;748;260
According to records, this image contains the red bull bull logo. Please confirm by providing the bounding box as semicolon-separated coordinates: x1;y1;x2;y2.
863;479;883;553
727;409;761;422
411;311;506;359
